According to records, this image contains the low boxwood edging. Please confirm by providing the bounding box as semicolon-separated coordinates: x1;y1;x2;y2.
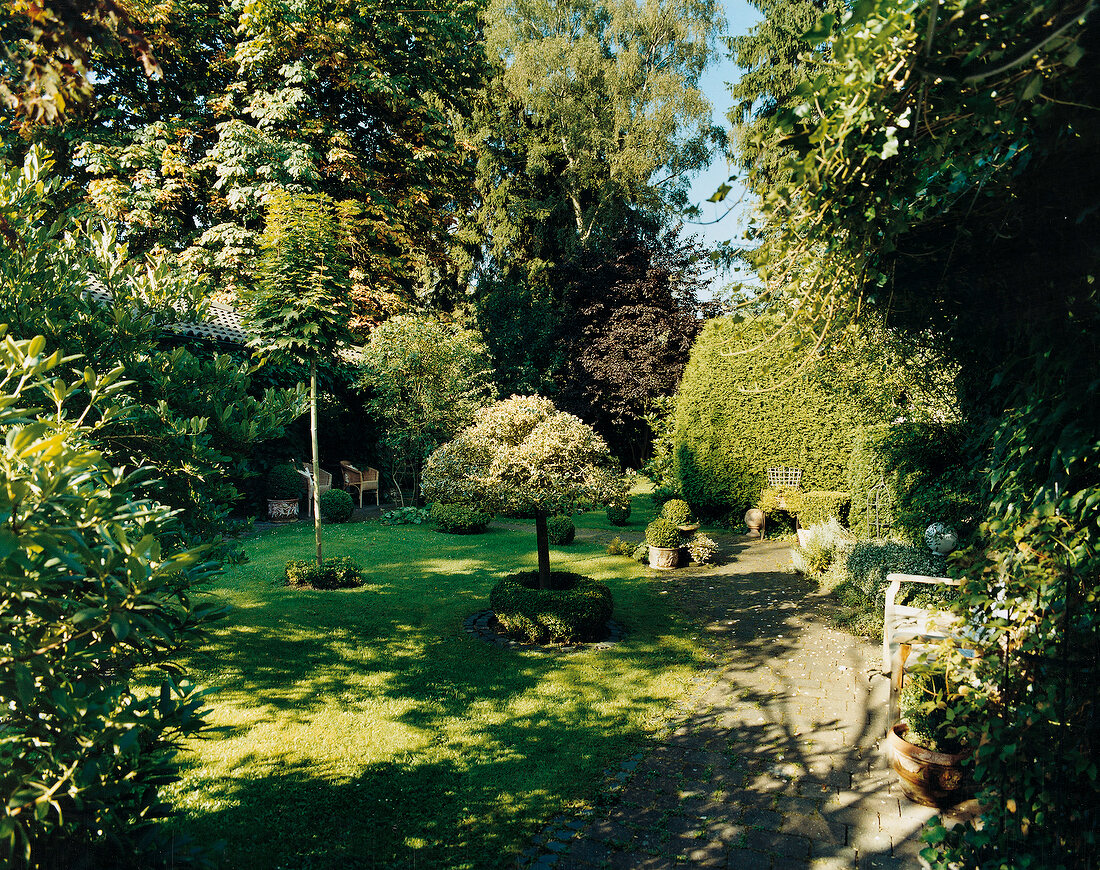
489;571;613;644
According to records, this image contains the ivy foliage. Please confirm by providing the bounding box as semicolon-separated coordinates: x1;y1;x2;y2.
0;329;222;867
671;315;918;517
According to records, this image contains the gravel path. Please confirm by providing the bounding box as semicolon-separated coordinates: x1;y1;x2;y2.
518;536;968;869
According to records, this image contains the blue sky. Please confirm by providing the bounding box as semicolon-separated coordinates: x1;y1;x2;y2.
683;0;763;291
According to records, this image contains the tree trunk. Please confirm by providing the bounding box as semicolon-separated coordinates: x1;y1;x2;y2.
311;360;323;567
535;509;551;589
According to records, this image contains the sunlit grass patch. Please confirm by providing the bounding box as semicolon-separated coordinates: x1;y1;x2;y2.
167;503;704;869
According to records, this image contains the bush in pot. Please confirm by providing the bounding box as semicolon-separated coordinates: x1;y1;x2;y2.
887;668;973;808
661;498;695;528
645;517;683;568
266;463;304;521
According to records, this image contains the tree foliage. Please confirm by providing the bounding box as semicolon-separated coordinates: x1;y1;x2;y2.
0;148;303;545
360;314;495;505
0;329;221;868
421;395;618;587
471;0;723;262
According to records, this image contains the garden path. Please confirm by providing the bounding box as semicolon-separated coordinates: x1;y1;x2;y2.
519;535;972;869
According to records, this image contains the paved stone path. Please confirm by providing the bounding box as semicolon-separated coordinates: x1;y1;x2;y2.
519;536;968;870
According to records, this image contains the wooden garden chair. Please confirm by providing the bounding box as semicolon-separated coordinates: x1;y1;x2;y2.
298;464;333;517
882;572;967;725
340;460;380;507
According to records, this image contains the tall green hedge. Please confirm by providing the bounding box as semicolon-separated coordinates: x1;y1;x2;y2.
672;317;895;517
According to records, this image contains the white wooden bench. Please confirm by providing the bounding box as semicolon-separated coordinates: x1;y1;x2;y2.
882;572;965;724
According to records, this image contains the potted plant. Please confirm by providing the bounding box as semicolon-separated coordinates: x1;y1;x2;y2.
645;517;683;569
886;669;973;808
661;498;698;533
266;463;303;522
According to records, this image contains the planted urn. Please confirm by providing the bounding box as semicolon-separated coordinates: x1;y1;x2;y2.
645;517;683;569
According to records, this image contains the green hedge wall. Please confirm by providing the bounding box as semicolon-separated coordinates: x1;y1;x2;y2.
672;317;892;517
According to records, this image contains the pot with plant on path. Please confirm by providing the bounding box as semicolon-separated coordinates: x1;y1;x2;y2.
887;669;973;808
646;517;683;569
266;462;303;522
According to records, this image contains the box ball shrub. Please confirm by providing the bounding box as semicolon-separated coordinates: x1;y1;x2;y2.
319;488;353;522
660;498;695;526
430;502;492;534
606;501;632;526
266;463;304;499
284;557;363;589
546;514;576;544
489;571;613;643
645;517;682;549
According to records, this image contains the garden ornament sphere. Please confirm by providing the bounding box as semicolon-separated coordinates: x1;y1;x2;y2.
745;508;765;537
924;522;958;555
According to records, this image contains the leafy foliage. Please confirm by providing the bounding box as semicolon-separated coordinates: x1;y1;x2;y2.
898;671;966;756
0;148;303;546
429;503;493;535
379;506;429;526
791;518;852;577
360;314;494;506
284;557;363;590
686;533;718;565
489;571;613;644
798;491;850;527
0;329;221;867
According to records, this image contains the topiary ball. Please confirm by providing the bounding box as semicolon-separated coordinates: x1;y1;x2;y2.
606;501;631;526
266;463;304;499
489;571;613;643
546;514;576;544
319;488;353;522
645;517;682;548
660;498;694;526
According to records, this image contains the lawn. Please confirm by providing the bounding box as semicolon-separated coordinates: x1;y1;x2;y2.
165;499;708;869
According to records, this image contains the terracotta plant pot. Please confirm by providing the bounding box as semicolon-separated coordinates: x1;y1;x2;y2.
886;722;971;808
647;545;680;570
267;497;300;523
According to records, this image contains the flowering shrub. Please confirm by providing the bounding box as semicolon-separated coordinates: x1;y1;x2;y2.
791;519;854;577
687;533;719;564
606;501;632;526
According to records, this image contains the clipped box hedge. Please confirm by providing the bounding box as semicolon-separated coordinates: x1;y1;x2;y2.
671;316;894;517
489;571;613;643
430;502;492;534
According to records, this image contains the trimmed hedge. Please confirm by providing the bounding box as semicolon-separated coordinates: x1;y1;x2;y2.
489;571;614;643
672;316;892;518
319;488;353;522
285;557;363;589
800;491;850;527
430;502;492;534
546;514;576;544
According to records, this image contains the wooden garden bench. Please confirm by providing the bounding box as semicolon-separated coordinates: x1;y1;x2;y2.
882;572;965;724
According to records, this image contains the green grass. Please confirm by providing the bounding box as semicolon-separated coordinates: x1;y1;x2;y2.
166;500;705;869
